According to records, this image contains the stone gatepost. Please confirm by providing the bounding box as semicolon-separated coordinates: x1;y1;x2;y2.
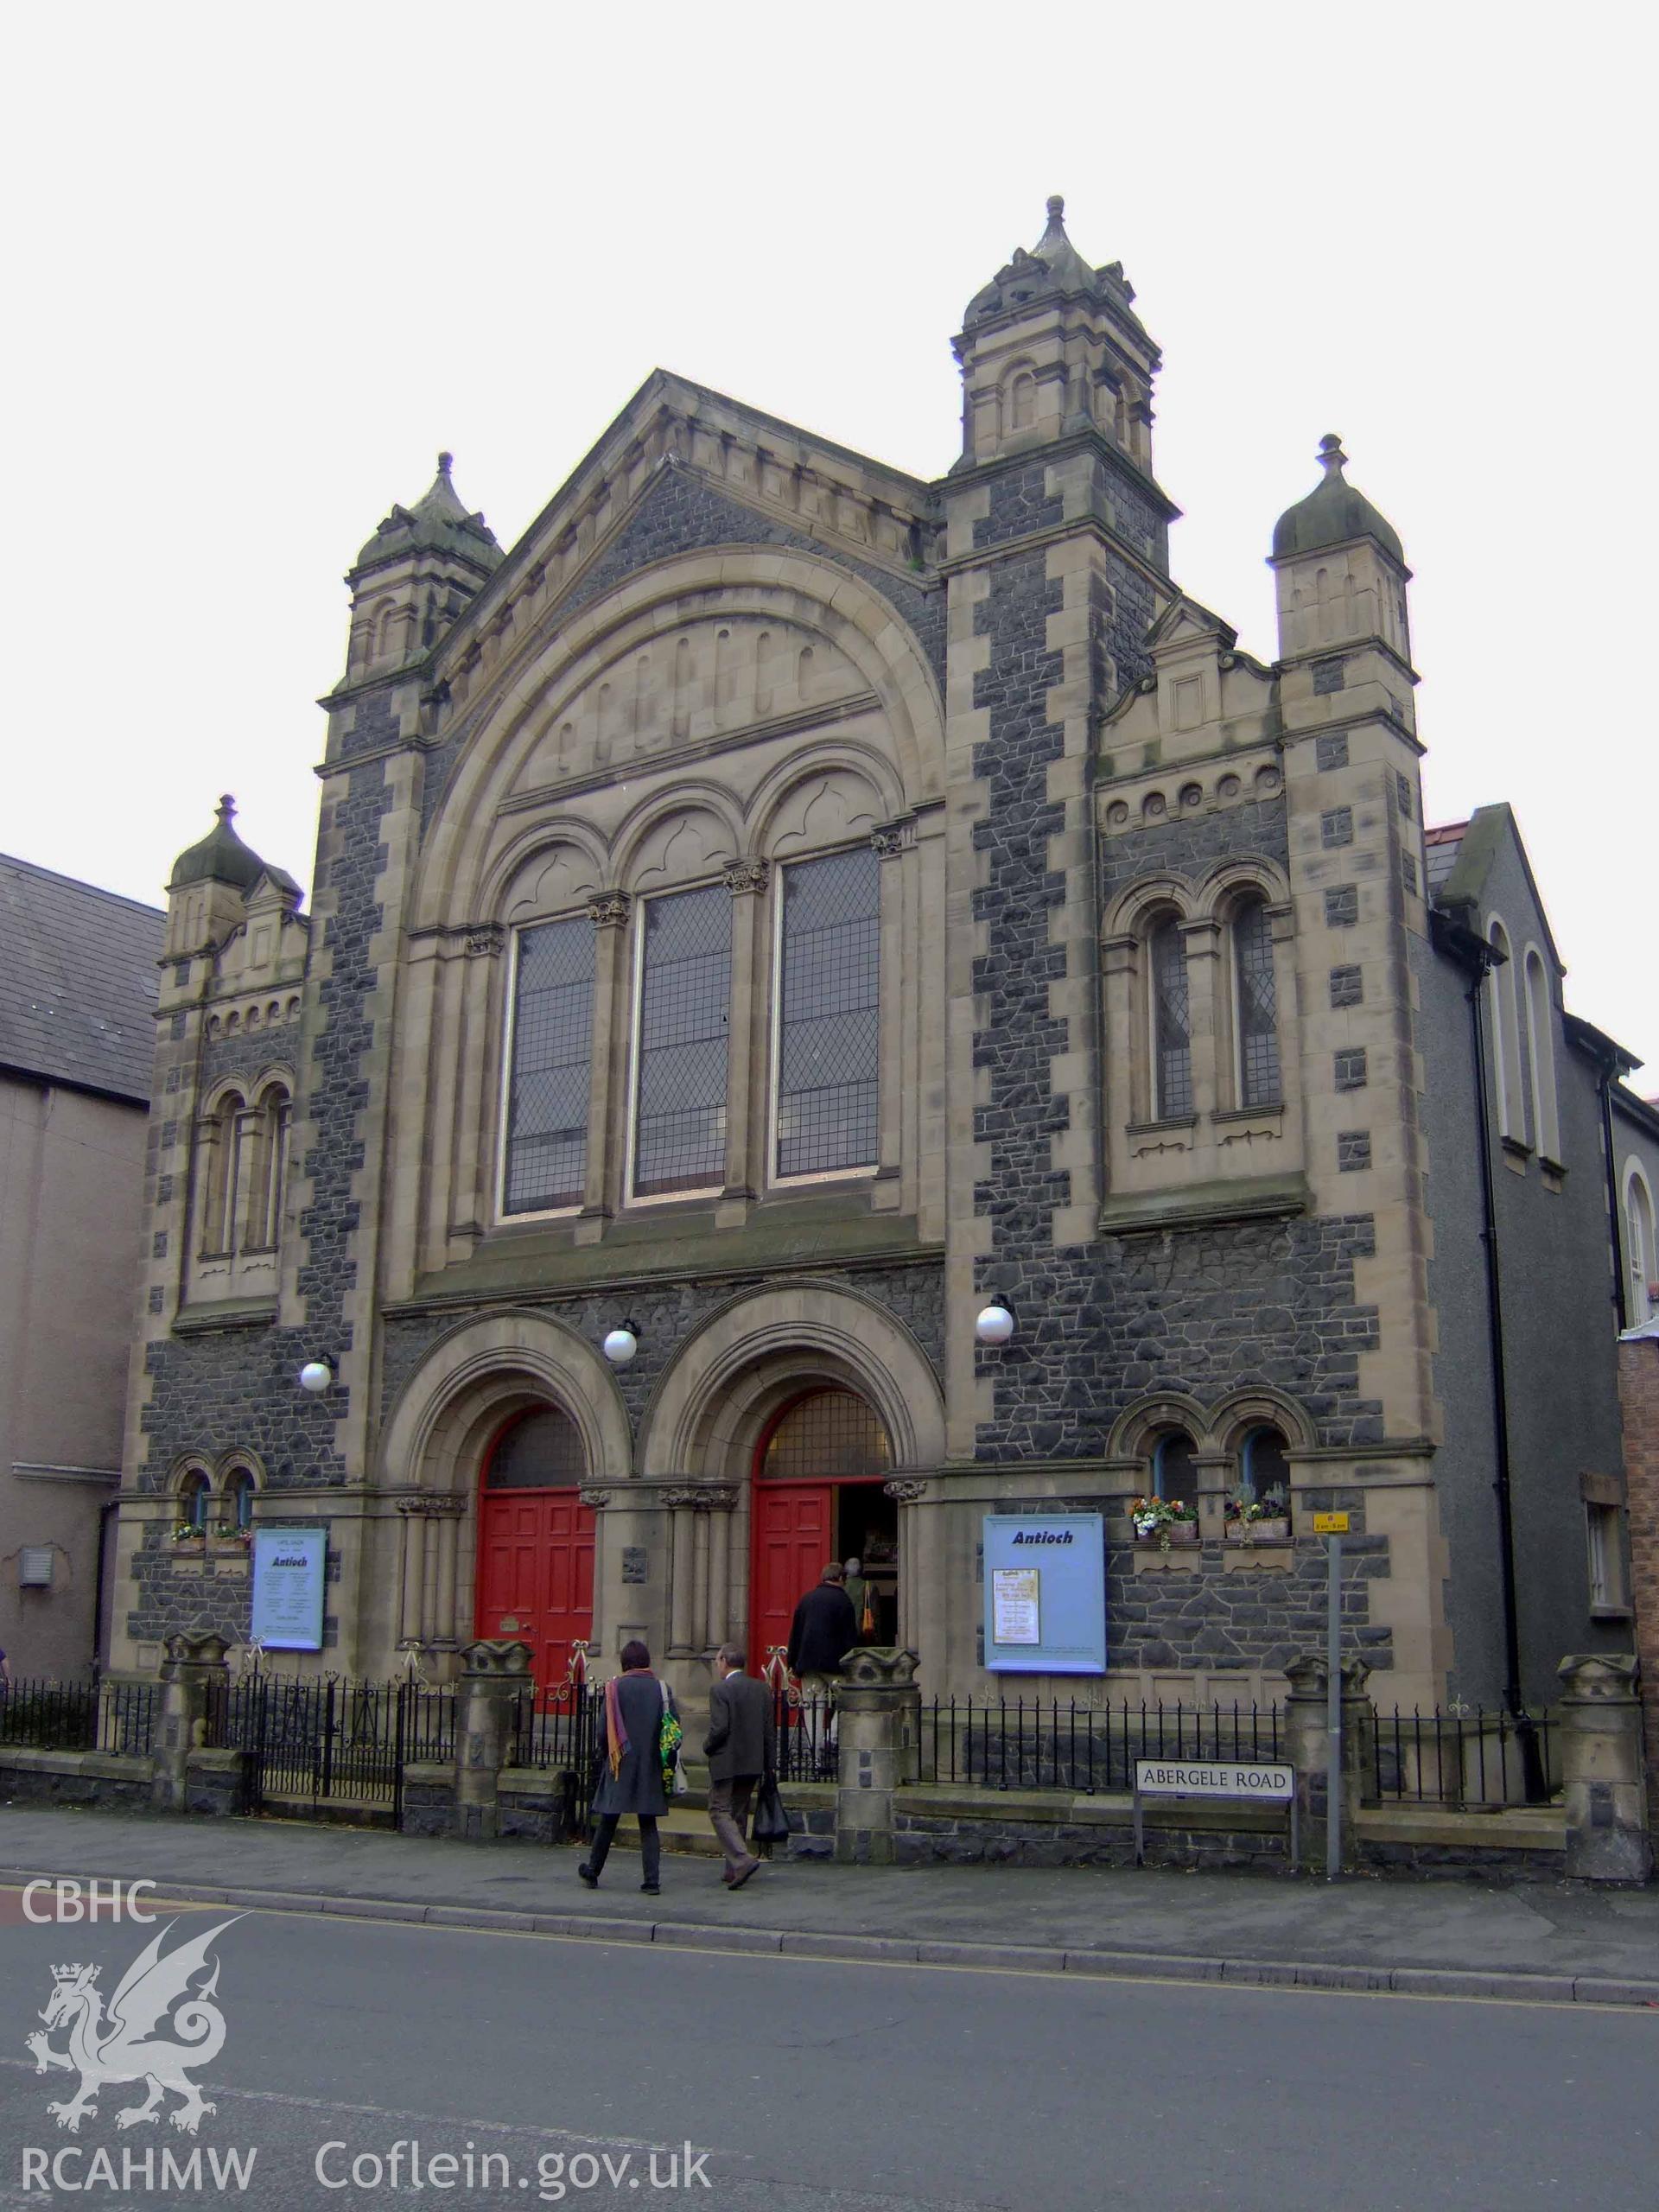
1283;1654;1372;1873
834;1647;920;1866
1557;1654;1652;1884
454;1639;533;1841
150;1633;231;1813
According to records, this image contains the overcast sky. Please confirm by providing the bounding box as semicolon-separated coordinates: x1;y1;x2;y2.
5;4;1653;1069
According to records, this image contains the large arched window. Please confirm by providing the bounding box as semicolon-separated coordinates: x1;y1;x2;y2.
1628;1169;1657;1327
247;1082;291;1249
1148;917;1192;1120
1231;895;1281;1109
503;916;596;1217
1522;947;1560;1165
486;1407;587;1490
760;1389;891;1478
772;845;880;1181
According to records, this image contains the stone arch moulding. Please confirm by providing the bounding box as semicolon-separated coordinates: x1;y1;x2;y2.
1108;1392;1214;1460
749;746;903;858
1103;872;1198;939
410;545;947;936
1194;855;1293;921
378;1309;634;1495
611;782;747;892
636;1279;945;1479
1209;1388;1319;1459
212;1446;268;1486
476;817;609;931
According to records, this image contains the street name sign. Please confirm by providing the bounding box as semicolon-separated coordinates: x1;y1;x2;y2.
1134;1759;1294;1800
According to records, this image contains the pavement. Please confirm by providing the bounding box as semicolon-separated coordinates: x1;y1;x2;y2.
4;1801;1659;2007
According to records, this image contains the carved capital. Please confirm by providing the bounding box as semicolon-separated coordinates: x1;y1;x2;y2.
722;856;769;898
464;927;504;959
398;1492;467;1519
665;1484;739;1512
578;1487;613;1512
588;890;631;931
870;816;916;861
884;1478;930;1505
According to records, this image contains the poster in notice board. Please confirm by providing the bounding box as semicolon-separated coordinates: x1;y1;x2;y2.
982;1513;1106;1675
251;1526;327;1652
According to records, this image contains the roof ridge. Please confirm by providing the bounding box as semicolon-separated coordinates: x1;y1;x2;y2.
0;850;166;916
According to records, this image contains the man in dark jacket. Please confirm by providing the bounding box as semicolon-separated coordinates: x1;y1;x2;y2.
703;1643;776;1888
786;1562;860;1755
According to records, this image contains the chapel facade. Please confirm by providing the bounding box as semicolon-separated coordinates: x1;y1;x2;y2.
111;199;1658;1717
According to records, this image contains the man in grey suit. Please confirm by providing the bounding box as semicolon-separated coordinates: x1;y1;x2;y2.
703;1643;776;1889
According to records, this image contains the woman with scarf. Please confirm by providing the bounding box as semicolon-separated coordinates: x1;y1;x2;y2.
578;1640;677;1895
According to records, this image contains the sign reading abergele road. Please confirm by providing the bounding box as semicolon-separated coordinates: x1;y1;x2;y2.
1134;1758;1294;1801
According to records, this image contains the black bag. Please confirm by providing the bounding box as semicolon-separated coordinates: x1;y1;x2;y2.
751;1777;791;1846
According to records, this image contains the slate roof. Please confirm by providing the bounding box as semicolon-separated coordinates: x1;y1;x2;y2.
1424;819;1468;901
0;854;164;1105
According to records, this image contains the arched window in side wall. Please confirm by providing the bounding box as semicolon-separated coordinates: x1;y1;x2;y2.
1522;948;1560;1164
1628;1169;1657;1327
177;1469;211;1535
1231;895;1281;1109
1148;918;1192;1120
1485;919;1527;1145
1239;1427;1291;1510
199;1091;246;1255
247;1084;291;1250
1152;1430;1197;1504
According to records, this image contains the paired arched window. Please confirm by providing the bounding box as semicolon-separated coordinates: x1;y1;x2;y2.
177;1469;211;1535
1239;1426;1291;1508
1231;895;1281;1109
221;1467;257;1532
1627;1168;1657;1327
175;1461;258;1539
1152;1429;1197;1503
1148;917;1192;1120
197;1078;291;1257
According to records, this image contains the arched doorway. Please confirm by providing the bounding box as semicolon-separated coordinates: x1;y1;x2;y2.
750;1387;895;1669
474;1406;594;1703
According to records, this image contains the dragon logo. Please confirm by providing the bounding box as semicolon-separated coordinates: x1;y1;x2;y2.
26;1917;238;2135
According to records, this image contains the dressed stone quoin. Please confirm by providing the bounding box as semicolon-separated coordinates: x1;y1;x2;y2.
111;197;1659;1723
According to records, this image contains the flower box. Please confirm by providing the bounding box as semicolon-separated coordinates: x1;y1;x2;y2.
1135;1520;1198;1546
1227;1516;1290;1544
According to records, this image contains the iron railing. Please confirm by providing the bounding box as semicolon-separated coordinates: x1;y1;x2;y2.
920;1698;1285;1794
509;1683;605;1834
1372;1706;1557;1807
771;1688;836;1784
214;1675;452;1817
0;1676;159;1756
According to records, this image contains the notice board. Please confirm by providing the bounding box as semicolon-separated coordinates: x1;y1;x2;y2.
982;1513;1106;1675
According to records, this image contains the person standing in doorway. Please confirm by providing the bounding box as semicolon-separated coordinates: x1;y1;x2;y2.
579;1641;675;1897
786;1562;859;1759
704;1643;775;1890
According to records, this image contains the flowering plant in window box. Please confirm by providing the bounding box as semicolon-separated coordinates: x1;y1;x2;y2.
1129;1497;1199;1549
211;1522;254;1548
1225;1492;1290;1542
170;1522;206;1548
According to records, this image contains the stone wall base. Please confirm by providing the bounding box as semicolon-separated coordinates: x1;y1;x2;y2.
0;1750;153;1811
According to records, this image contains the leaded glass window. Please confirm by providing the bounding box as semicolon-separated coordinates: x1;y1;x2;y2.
504;918;594;1215
1234;898;1281;1109
775;847;880;1179
487;1407;586;1489
1150;918;1192;1119
632;885;731;1197
1153;1431;1196;1503
760;1389;891;1478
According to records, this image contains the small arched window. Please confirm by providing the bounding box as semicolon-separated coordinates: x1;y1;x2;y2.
221;1467;256;1532
486;1407;587;1491
1232;896;1281;1109
1240;1426;1291;1509
1007;370;1037;433
1486;919;1527;1144
248;1083;291;1250
178;1469;211;1535
1523;949;1560;1164
1148;917;1192;1119
1627;1170;1657;1327
1152;1430;1197;1504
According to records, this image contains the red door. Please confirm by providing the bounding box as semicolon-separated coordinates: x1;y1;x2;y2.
749;1482;833;1673
475;1487;594;1705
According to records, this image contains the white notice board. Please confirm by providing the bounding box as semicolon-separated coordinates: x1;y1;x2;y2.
251;1526;327;1651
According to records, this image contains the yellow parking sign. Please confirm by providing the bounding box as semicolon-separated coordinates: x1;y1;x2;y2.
1312;1510;1350;1535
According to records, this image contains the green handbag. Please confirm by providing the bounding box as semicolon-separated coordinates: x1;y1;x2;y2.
658;1679;686;1793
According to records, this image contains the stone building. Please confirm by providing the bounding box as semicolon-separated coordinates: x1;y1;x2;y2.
1;855;162;1675
109;198;1651;1719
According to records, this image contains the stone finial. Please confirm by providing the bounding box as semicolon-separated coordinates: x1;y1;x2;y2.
437;450;454;476
217;794;236;824
1319;434;1348;476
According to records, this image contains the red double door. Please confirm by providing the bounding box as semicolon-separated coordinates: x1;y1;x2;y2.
474;1488;594;1705
749;1483;836;1673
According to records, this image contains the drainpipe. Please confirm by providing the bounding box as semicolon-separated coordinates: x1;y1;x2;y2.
1433;912;1545;1799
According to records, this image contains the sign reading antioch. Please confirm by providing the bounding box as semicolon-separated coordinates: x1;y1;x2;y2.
982;1514;1107;1675
250;1526;327;1651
